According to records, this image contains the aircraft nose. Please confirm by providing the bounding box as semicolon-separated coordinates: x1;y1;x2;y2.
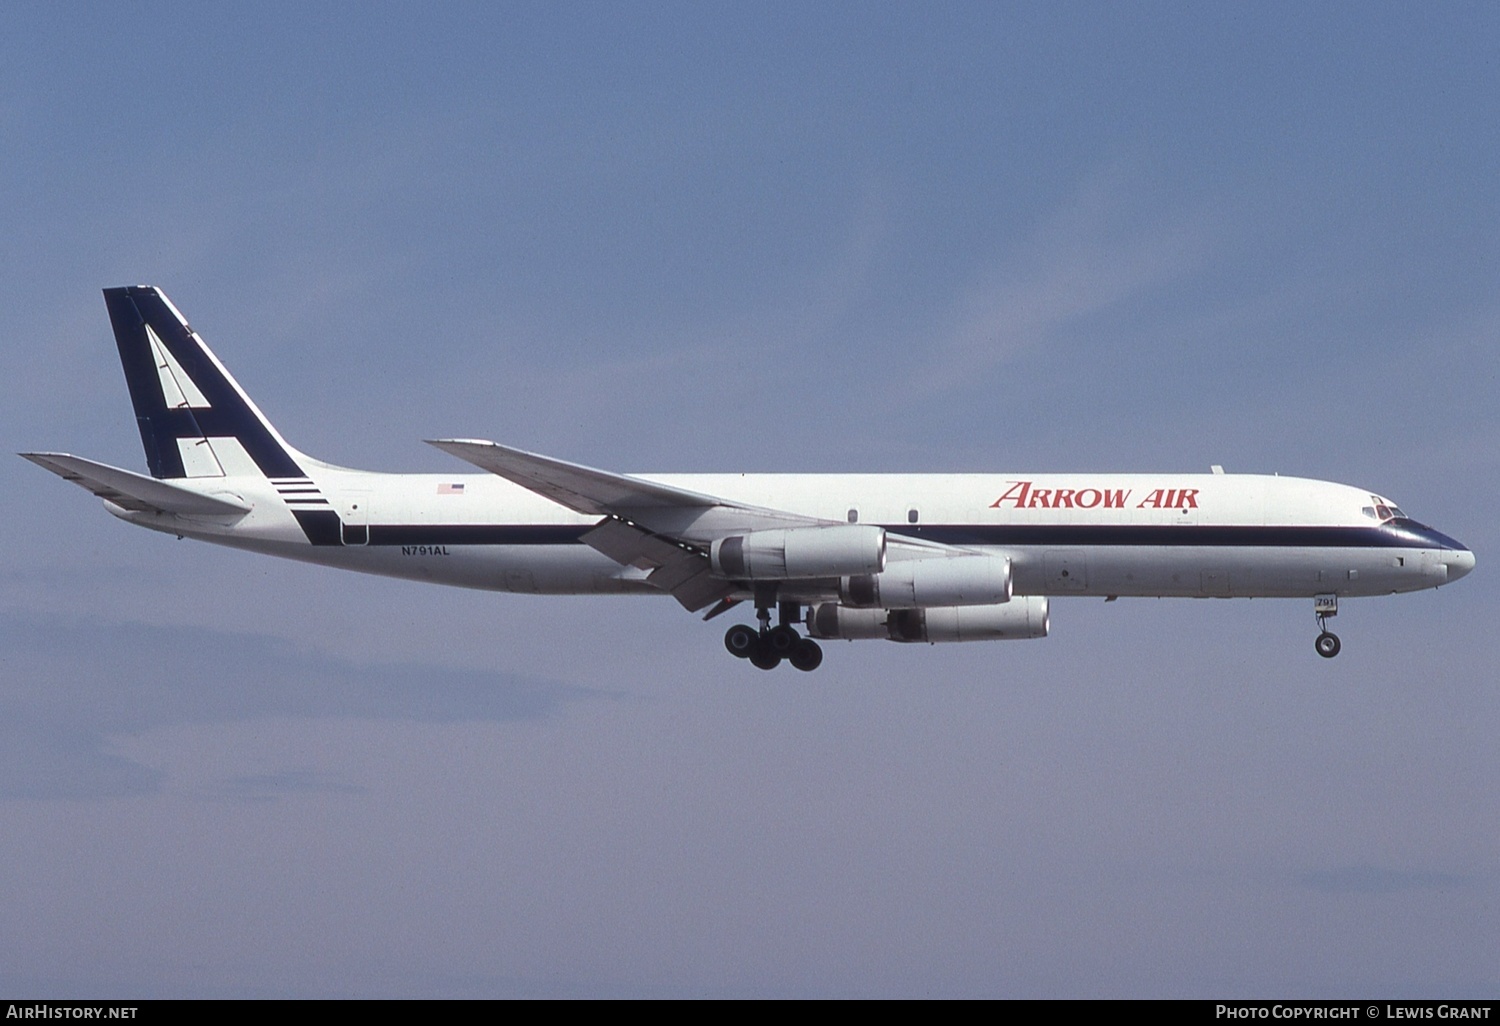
1446;547;1475;582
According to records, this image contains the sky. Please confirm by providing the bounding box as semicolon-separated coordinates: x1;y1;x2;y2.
1;1;1497;998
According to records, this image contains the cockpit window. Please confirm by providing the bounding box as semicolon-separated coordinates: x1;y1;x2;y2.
1364;497;1408;523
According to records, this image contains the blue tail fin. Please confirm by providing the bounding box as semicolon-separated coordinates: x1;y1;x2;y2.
104;286;308;480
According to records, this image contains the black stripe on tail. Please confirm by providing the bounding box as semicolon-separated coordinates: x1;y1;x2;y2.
104;286;305;480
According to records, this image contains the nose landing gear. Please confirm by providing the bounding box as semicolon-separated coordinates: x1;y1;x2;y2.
1314;593;1341;658
722;599;823;671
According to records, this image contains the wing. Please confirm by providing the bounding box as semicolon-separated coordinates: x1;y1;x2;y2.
20;452;252;517
428;438;824;612
427;438;980;614
426;438;732;516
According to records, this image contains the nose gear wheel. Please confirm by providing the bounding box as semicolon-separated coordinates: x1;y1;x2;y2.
1313;594;1340;658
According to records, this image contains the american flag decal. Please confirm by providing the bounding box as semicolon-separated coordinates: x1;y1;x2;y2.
438;483;465;494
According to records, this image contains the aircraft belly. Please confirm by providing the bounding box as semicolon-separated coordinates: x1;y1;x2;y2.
354;543;643;593
1009;545;1439;599
195;533;645;594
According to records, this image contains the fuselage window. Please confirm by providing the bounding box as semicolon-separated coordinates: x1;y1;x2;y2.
908;509;919;523
847;508;858;523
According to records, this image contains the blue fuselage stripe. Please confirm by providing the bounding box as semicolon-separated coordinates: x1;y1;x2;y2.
306;519;1464;551
368;524;590;546
895;520;1466;551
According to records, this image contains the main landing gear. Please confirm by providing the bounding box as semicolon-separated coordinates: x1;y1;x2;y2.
1313;593;1341;659
724;599;823;672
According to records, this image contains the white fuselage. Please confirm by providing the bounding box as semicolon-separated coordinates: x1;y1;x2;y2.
112;465;1474;603
36;284;1471;666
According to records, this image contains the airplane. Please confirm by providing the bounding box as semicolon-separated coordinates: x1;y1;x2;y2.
22;286;1474;671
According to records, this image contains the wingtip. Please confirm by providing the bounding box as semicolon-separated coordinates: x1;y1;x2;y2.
426;438;497;448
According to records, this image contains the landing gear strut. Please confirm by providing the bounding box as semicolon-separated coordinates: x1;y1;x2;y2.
1314;593;1341;659
722;596;823;671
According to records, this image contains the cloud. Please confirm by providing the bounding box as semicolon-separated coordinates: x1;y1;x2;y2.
1299;865;1472;895
210;769;368;804
913;168;1211;398
0;724;164;801
0;611;607;801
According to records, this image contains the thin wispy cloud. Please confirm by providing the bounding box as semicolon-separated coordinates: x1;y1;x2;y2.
1300;865;1472;895
914;169;1211;398
0;611;608;801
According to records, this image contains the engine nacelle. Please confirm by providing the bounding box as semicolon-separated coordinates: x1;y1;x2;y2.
841;554;1012;608
807;597;1049;643
807;603;891;640
710;524;886;580
887;597;1049;643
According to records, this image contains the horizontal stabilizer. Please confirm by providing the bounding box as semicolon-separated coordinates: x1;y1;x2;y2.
19;452;251;517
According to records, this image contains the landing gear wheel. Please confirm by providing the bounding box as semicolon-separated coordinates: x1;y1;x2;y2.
767;624;801;656
1315;631;1341;659
724;624;759;659
749;647;782;671
788;638;823;672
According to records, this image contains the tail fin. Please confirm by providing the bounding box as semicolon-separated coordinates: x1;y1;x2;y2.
104;286;307;480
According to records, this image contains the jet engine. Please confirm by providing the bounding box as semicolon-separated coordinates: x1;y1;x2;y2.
807;596;1049;643
710;524;886;579
840;554;1012;608
807;604;891;640
887;599;1049;642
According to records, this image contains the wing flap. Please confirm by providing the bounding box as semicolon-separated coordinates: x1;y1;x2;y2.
659;567;735;612
579;516;689;570
645;557;710;593
580;516;734;612
19;452;251;517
